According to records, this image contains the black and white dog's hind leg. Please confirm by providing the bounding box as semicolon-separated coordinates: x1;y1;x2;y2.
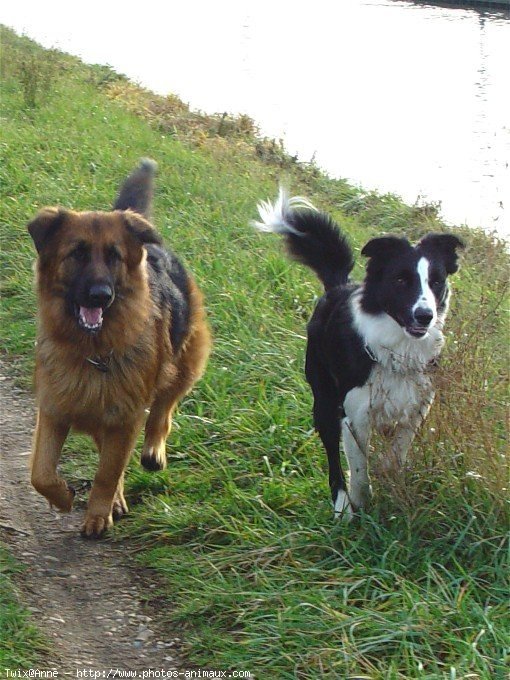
305;347;352;519
306;347;370;520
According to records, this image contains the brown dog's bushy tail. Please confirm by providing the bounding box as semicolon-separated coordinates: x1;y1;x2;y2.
113;158;158;220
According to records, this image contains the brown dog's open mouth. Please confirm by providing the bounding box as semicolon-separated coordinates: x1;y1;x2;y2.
77;306;104;333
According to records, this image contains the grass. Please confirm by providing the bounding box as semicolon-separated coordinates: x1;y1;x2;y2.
1;26;508;678
0;546;48;669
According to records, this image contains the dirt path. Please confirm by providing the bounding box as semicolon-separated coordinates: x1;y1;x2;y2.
0;364;183;674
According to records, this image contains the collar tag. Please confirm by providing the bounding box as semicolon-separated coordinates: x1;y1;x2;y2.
86;351;113;373
364;344;379;363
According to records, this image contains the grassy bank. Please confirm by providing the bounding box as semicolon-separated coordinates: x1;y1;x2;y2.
1;26;508;678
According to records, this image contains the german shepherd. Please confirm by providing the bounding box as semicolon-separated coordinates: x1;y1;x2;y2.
28;159;211;538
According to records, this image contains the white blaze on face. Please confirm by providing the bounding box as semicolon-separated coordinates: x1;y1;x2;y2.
413;257;437;324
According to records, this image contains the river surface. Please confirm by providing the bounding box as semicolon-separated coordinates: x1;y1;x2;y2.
2;0;509;236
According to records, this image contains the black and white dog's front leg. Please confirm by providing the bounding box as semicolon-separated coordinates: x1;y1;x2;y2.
387;395;434;469
341;387;373;516
342;415;372;512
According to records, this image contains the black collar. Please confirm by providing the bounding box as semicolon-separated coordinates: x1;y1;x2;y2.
364;343;438;374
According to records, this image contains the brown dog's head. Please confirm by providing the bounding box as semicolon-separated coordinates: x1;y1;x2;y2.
28;208;161;334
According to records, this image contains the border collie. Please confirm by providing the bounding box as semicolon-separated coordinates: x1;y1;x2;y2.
253;189;464;520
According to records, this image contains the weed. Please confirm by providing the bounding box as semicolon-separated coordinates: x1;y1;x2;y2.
17;51;60;108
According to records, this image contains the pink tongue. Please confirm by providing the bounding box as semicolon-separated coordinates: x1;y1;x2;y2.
80;307;103;325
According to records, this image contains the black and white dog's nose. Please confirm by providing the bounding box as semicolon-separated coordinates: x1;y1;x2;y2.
414;308;434;327
88;283;113;307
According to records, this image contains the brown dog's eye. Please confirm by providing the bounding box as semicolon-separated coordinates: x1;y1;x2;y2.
68;245;90;263
106;246;122;264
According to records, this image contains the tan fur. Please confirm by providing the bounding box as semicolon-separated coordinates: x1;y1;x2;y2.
29;209;211;538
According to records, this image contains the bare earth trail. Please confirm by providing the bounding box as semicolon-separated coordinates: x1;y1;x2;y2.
0;363;183;674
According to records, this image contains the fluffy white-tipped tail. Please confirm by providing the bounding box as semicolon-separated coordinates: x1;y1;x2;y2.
252;186;355;290
251;187;317;234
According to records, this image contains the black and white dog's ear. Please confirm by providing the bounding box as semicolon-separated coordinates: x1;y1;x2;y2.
361;235;411;260
418;233;465;274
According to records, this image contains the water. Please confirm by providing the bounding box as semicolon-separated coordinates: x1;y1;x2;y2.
2;0;509;236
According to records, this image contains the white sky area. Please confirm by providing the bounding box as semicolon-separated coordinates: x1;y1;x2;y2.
1;0;509;234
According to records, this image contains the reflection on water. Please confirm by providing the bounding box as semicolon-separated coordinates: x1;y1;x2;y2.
1;0;509;235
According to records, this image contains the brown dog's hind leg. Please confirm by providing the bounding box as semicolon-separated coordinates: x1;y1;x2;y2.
81;423;141;539
31;410;74;511
141;391;180;471
141;314;211;472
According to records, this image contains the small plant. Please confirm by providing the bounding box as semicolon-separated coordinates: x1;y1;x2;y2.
18;51;59;108
87;62;127;88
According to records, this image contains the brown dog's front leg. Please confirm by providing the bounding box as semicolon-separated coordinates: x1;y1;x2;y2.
81;423;140;539
31;409;73;511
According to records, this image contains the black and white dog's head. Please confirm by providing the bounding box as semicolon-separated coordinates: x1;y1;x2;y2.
360;233;464;339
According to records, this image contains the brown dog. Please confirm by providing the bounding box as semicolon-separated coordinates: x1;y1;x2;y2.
28;159;210;538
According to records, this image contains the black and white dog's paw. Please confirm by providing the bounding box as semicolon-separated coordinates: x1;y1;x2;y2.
349;482;373;511
333;489;354;522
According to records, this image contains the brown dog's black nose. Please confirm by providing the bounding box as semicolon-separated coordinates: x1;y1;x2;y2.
87;283;113;308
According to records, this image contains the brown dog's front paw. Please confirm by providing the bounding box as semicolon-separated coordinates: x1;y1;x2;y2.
51;484;75;512
141;443;167;471
80;513;113;539
34;479;75;513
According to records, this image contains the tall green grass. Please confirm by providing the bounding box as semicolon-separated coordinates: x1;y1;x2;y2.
1;27;508;678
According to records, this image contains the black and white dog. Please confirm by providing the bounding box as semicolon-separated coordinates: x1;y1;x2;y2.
254;189;464;519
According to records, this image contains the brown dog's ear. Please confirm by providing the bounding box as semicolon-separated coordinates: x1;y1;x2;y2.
27;207;66;253
122;210;162;246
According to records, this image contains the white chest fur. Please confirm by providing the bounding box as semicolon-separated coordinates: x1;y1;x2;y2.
366;364;432;429
343;363;434;432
